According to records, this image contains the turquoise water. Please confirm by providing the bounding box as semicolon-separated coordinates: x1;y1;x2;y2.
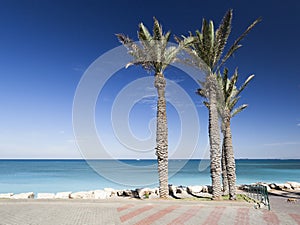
0;159;299;194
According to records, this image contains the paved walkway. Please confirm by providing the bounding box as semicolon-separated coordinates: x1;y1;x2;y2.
0;198;299;225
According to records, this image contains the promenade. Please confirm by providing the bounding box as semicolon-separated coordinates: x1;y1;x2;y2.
0;196;299;225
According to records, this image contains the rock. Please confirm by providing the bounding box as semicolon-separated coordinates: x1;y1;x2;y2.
175;186;191;199
187;186;203;194
148;188;159;199
168;185;180;199
287;182;300;189
275;183;285;190
197;192;213;198
136;188;159;199
37;193;55;199
176;186;187;194
0;193;13;199
168;185;177;197
202;186;209;193
123;190;133;197
117;190;134;197
104;188;115;197
70;191;94;199
116;190;123;196
239;184;249;191
55;192;71;199
12;192;34;199
284;183;292;190
94;190;110;199
269;183;276;189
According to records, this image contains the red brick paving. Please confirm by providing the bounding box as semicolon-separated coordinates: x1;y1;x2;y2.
234;208;250;225
0;199;297;225
262;210;280;225
202;206;226;225
290;213;300;225
167;206;203;225
120;205;154;223
117;203;300;225
117;204;134;212
134;205;180;225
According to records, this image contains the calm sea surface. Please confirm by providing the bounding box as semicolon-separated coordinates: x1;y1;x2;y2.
0;159;299;194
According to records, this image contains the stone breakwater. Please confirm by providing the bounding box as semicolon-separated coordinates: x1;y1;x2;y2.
239;181;300;192
0;181;299;200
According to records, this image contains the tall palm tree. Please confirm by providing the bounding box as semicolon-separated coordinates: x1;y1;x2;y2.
217;68;254;200
116;18;193;198
185;9;260;199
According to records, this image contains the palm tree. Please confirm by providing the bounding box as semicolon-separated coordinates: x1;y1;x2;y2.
185;9;260;199
217;68;254;200
116;18;193;198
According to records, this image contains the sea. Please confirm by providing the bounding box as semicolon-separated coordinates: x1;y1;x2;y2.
0;159;299;194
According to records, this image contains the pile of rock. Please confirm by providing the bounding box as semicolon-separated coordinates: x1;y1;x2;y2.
2;181;298;200
268;181;300;191
169;185;212;199
0;187;161;200
0;192;34;199
239;181;300;192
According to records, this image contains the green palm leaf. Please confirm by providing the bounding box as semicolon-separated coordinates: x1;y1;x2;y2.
235;74;255;97
218;68;254;118
217;17;262;70
231;104;248;118
213;9;232;69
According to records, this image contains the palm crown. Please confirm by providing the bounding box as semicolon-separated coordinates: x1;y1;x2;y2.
116;17;193;74
183;9;261;74
217;68;255;118
198;68;254;118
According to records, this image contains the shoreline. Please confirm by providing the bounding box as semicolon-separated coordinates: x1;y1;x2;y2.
1;181;299;200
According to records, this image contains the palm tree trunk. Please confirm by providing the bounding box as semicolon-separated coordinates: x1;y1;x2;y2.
221;137;229;195
154;73;168;199
224;112;236;200
208;74;222;200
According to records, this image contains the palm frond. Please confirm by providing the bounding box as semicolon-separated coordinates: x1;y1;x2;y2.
202;19;215;67
203;101;210;109
162;46;178;70
235;74;254;97
231;104;248;118
228;96;240;111
213;9;232;69
193;30;207;63
118;18;188;74
153;17;163;40
116;33;130;44
225;68;238;105
196;88;207;98
217;68;253;120
217;17;262;70
138;22;156;55
116;33;145;68
222;67;229;97
138;23;152;41
164;31;171;42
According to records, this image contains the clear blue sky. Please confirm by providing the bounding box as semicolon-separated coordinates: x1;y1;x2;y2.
0;0;299;159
